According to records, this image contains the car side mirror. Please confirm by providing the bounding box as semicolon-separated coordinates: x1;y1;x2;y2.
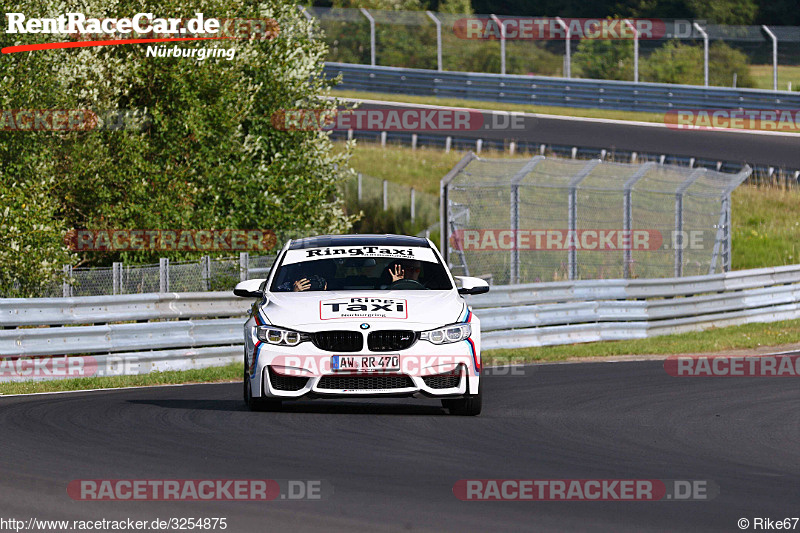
454;276;490;295
234;278;267;298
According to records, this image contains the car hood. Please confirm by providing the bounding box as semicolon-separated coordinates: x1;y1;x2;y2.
259;290;466;331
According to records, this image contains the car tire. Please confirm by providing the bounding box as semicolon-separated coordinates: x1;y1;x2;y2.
243;363;282;412
442;385;482;416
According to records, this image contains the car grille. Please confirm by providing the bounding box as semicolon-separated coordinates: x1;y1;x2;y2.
367;330;417;351
268;367;309;391
311;331;363;352
423;368;463;389
317;375;415;390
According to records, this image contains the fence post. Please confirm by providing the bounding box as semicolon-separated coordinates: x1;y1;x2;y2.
357;173;363;202
440;153;478;266
674;168;706;277
568;160;601;280
62;265;72;298
445;136;451;153
623;163;654;278
625;20;639;82
762;25;778;92
159;258;169;293
426;11;442;72
239;252;249;282
201;255;210;291
490;14;506;75
509;156;546;284
360;7;376;66
556;17;571;78
112;262;122;295
383;179;388;210
693;23;708;87
410;188;416;221
411;133;418;150
380;131;387;147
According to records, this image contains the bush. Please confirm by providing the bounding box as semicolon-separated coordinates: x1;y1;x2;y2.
642;40;755;87
573;39;634;81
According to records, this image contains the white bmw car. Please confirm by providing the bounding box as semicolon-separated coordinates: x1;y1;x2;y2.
234;234;489;415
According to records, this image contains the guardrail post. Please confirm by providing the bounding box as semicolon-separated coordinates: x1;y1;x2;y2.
674;168;706;277
490;14;506;75
383;179;388;210
556;17;571;78
426;11;442;71
112;262;122;295
509;156;546;284
62;265;72;298
239;252;249;282
693;23;708;87
411;133;418;150
623;163;655;278
360;8;376;67
201;255;211;291
410;188;416;221
567;159;601;280
762;25;778;92
445;136;451;153
159;258;169;293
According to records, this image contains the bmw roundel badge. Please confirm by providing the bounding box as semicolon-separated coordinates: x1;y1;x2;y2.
360;323;370;330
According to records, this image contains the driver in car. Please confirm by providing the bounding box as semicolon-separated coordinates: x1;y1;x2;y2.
388;260;422;283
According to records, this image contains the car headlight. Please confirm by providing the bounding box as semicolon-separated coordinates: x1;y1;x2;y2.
420;323;471;344
255;326;310;347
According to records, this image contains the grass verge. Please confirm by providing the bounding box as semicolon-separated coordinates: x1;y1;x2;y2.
331;89;666;123
483;318;800;365
748;64;800;91
0;363;240;396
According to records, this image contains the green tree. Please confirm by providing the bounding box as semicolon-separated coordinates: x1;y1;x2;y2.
0;0;356;295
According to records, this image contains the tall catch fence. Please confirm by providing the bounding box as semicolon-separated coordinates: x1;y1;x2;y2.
441;154;751;284
307;7;800;91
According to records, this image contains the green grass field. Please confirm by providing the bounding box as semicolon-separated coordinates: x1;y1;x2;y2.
748;65;800;91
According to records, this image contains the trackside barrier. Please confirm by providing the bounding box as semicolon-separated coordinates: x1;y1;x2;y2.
2;264;800;380
323;62;800;113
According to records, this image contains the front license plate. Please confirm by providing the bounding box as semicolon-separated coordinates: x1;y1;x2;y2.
332;355;400;372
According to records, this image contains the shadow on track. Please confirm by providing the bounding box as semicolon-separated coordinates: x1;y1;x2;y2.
127;399;448;416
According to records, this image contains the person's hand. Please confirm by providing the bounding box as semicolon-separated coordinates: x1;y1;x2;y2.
293;278;311;292
389;264;404;282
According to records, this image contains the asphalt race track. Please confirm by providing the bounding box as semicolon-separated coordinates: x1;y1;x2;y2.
353;100;800;169
1;360;798;532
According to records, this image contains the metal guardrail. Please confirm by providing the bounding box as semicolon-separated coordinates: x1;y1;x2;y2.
2;264;799;380
324;62;800;113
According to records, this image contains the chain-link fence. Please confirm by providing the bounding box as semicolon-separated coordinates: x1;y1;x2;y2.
50;254;276;298
308;7;800;91
442;154;751;284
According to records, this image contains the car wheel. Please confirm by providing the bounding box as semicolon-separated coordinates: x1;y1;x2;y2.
442;385;482;416
244;365;282;412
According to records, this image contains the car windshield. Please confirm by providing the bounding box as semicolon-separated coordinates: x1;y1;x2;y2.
270;255;453;292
